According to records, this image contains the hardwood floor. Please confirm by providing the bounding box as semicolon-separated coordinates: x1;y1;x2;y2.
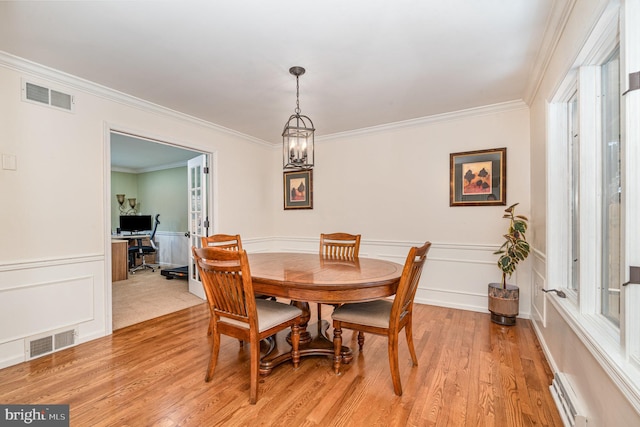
0;303;563;426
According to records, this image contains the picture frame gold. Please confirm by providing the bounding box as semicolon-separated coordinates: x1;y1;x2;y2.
450;148;506;206
284;169;313;210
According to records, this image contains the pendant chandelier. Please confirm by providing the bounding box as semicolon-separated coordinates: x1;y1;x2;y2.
283;66;314;170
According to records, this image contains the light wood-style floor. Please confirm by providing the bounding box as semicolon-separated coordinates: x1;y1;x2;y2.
0;303;563;426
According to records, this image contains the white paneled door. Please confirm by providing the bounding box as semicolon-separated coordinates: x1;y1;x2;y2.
187;154;208;298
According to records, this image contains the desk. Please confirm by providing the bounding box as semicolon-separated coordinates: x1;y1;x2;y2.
112;234;155;267
248;252;403;374
111;239;128;281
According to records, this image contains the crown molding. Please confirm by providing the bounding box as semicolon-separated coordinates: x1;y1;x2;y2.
111;159;188;174
316;100;529;142
523;0;577;104
1;50;528;149
0;50;272;148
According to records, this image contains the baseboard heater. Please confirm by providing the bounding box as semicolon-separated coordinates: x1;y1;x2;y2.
550;372;588;426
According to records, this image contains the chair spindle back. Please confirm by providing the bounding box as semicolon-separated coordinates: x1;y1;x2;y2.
201;234;243;251
320;233;361;259
391;242;431;322
192;247;256;327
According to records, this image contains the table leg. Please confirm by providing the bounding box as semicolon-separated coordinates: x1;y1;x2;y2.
259;301;353;375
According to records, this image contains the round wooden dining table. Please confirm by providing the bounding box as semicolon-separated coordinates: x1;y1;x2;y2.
248;252;403;374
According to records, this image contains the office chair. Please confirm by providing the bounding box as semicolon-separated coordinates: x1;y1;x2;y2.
129;214;160;274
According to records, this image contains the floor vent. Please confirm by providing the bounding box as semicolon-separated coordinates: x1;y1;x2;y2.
25;327;78;360
22;80;75;112
550;372;587;427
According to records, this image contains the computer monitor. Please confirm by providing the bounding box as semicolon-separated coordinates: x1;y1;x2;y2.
119;215;152;234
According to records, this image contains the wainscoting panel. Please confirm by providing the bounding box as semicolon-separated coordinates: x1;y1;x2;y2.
269;238;515;316
532;249;547;325
414;242;511;314
146;235;529;318
0;275;93;342
156;234;275;268
0;257;106;368
155;231;190;268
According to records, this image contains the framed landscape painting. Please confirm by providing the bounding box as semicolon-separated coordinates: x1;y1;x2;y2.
284;169;313;210
450;148;506;206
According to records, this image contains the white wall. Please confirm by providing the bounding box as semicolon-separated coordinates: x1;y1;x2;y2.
272;104;532;315
0;54;273;367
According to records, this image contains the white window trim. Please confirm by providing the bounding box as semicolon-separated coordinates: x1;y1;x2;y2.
622;0;640;365
549;296;640;408
578;64;603;317
547;0;640;412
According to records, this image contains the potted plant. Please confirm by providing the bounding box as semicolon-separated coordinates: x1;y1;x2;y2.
488;203;530;325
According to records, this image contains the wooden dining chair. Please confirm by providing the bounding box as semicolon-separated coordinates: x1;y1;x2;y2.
318;233;361;320
199;234;274;336
193;247;302;404
320;232;361;259
331;241;431;396
201;233;243;250
200;234;243;336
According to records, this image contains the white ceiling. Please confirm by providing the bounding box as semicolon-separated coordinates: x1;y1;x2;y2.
1;1;564;151
110;133;202;172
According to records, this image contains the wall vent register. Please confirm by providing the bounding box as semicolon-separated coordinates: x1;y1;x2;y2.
21;79;75;112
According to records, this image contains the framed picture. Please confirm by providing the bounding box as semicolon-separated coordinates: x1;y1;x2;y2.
284;169;313;210
450;148;506;206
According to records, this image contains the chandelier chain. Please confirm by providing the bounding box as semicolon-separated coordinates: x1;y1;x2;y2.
295;75;301;115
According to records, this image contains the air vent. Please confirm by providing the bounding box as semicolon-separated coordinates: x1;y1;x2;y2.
25;82;49;104
51;89;72;110
54;329;76;349
22;80;75;112
29;336;53;358
25;326;78;360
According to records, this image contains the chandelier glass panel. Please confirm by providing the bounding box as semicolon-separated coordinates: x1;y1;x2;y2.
283;66;314;170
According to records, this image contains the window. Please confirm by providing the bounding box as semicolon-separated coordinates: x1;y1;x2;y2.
565;46;622;331
548;0;640;407
600;48;621;326
568;92;580;293
549;13;621;324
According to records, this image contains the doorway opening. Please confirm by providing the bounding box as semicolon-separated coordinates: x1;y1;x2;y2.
108;130;210;330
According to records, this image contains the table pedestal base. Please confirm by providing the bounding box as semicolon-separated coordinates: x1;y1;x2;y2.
259;319;352;375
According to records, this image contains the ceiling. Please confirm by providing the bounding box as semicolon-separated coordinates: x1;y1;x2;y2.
110;133;201;172
1;1;564;148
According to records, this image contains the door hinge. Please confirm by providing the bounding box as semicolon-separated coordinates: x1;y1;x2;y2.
203;166;209;174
